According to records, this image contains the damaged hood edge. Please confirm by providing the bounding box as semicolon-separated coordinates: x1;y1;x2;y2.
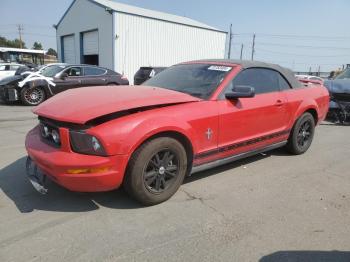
33;86;201;124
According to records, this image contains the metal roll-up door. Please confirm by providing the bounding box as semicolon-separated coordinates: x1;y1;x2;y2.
83;30;98;55
62;35;75;64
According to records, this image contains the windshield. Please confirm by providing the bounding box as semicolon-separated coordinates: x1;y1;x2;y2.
143;64;233;99
40;65;66;77
336;69;350;80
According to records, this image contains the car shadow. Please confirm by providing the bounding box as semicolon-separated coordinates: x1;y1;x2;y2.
0;157;142;213
0;148;288;213
259;250;350;262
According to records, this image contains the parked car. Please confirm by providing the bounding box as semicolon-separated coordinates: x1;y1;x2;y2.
0;63;22;81
296;74;324;83
324;68;350;124
134;66;167;85
0;64;129;105
25;60;329;205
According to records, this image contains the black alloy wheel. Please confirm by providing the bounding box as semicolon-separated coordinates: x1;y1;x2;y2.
296;120;312;148
286;112;315;155
143;149;179;194
124;137;188;206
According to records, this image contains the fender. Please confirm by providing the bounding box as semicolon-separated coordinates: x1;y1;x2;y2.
27;81;55;96
290;99;319;128
89;114;198;157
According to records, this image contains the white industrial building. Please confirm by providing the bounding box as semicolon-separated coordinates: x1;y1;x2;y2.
56;0;227;83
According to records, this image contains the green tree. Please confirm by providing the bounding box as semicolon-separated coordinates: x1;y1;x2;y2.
32;41;43;50
0;36;26;48
47;48;57;57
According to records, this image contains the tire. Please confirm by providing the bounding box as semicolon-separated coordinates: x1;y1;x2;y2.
286;112;315;155
20;87;46;106
107;82;118;86
124;137;188;206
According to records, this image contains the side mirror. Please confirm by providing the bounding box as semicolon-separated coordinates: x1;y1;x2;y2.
60;72;68;80
225;85;255;99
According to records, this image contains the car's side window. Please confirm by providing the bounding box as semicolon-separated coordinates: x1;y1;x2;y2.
10;65;20;71
65;67;82;77
84;67;106;76
222;68;281;97
278;73;292;90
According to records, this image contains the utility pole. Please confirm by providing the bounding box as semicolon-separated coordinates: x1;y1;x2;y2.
251;33;256;61
227;24;233;59
318;65;321;76
240;44;244;60
17;24;24;49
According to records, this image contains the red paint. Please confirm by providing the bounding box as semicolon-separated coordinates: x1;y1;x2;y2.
26;62;330;192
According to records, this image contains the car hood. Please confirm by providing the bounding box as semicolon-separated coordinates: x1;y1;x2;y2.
0;75;23;86
324;79;350;94
33;86;201;124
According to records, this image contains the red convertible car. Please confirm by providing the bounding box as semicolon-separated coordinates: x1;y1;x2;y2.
25;60;329;205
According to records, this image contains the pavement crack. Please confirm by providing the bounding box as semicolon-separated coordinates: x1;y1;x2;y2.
180;188;226;219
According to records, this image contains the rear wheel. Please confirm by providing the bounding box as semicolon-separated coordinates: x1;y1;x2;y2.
20;87;46;106
124;137;188;206
286;112;315;155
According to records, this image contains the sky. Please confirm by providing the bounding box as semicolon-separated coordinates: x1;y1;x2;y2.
0;0;349;72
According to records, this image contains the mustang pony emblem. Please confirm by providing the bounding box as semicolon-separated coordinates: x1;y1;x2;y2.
206;128;213;140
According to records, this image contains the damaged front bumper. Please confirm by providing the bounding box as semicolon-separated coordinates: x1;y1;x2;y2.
26;156;48;194
0;86;19;101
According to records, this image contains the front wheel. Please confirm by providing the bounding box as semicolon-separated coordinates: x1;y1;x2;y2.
124;137;188;206
20;87;46;106
286;112;315;155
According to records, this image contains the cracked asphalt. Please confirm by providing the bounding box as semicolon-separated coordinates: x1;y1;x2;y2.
0;102;350;262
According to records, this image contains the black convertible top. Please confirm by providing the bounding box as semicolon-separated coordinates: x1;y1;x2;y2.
192;59;302;89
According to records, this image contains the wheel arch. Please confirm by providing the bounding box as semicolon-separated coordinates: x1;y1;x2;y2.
127;130;194;175
291;101;320;128
304;108;318;124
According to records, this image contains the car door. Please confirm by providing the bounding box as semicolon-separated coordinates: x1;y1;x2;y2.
217;68;290;160
81;67;108;87
53;66;84;94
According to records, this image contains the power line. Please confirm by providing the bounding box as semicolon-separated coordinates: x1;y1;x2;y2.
256;42;350;50
255;48;350;58
233;33;350;40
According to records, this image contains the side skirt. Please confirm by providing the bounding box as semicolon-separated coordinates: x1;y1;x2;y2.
190;141;287;175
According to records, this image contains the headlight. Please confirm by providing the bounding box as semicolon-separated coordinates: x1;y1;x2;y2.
70;131;107;156
40;123;61;146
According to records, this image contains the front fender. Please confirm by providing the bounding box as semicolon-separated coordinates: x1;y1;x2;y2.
89;114;198;156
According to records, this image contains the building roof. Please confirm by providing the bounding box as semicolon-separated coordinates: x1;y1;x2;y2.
0;47;46;54
57;0;226;33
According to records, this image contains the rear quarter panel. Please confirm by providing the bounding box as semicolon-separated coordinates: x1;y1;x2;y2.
283;84;329;127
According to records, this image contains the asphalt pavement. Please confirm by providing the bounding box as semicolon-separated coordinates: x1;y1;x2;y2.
0;102;350;262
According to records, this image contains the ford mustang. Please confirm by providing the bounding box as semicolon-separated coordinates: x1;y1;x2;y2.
25;60;329;205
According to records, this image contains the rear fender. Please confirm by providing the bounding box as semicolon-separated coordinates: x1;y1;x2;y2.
291;100;319;126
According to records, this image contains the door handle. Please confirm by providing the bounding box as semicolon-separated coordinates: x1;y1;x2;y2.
275;100;284;106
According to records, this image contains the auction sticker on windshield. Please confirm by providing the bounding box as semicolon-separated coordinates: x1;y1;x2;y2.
208;65;232;72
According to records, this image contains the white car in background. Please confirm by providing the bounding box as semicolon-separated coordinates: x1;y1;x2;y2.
0;63;22;81
295;74;324;83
